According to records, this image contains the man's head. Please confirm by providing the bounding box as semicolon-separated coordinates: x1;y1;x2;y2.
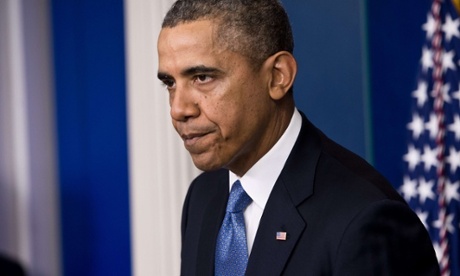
162;0;294;69
158;0;297;176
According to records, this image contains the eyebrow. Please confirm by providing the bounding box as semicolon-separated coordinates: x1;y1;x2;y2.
157;72;172;81
181;65;223;76
157;65;224;80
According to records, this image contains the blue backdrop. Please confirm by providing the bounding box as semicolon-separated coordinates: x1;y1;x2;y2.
283;0;369;160
366;0;430;187
284;0;431;189
51;0;131;275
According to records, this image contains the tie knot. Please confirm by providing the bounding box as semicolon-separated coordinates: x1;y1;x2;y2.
226;180;252;213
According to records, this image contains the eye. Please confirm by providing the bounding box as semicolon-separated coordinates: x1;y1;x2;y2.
194;74;213;84
161;78;176;89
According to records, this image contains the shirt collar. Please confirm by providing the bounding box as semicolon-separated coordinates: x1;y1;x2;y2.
229;108;302;209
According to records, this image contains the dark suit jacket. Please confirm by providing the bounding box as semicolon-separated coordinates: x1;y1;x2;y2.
0;254;25;276
181;113;440;275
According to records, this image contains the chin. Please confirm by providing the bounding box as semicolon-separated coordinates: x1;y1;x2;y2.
192;162;222;172
191;155;223;172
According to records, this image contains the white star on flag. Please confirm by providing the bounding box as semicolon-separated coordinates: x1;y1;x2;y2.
418;177;436;204
431;83;452;104
401;176;419;201
421;145;438;171
422;47;434;72
446;146;460;173
445;180;460;204
403;144;421;171
416;210;429;229
413;81;429;107
442;14;460;42
433;213;456;234
443;50;456;72
447;114;460;140
425;113;439;139
407;113;425;139
423;13;437;39
453;86;460;101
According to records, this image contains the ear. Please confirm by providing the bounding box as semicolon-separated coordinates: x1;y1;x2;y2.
266;51;297;100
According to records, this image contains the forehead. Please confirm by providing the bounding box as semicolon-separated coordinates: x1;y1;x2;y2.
160;20;216;48
158;20;224;68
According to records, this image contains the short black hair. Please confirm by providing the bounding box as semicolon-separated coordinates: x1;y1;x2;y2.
162;0;294;67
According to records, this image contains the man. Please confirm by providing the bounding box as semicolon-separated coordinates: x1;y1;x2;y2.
157;0;440;275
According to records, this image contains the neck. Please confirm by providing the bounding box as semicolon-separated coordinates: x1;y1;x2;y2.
228;101;295;177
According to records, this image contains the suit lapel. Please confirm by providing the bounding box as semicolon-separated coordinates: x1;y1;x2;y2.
195;171;229;276
245;178;306;275
246;113;322;275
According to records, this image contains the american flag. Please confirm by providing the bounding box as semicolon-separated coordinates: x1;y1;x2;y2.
400;0;460;275
276;232;287;241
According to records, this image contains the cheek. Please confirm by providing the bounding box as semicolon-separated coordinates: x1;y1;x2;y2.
201;79;264;138
199;85;237;124
171;120;180;134
218;106;252;143
203;101;241;140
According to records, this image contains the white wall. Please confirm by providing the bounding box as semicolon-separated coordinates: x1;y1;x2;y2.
0;0;60;275
124;1;200;275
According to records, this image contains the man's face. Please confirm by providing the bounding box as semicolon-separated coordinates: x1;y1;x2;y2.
157;20;277;175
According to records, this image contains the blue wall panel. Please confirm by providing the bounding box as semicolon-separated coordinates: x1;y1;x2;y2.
367;0;430;187
282;0;369;159
50;0;131;275
283;0;433;190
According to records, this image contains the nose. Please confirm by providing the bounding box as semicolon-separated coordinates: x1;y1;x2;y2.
170;84;200;122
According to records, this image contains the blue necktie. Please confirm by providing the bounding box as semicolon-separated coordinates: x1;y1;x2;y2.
215;180;252;276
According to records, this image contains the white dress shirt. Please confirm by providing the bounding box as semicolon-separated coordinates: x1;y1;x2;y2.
229;108;302;254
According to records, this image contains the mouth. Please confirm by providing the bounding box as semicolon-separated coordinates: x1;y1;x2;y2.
181;132;212;149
